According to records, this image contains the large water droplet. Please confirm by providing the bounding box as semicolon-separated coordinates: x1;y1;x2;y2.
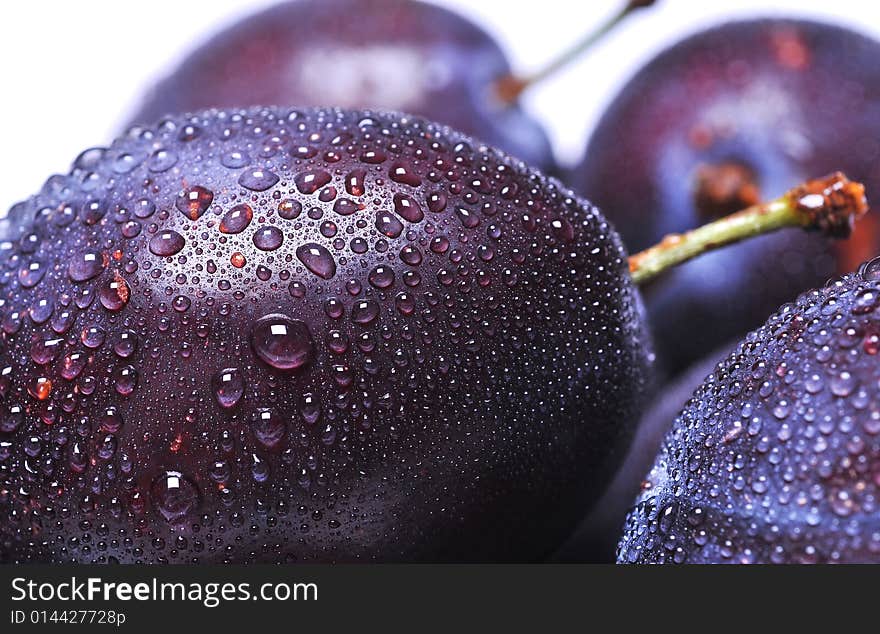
239;168;279;191
251;408;287;449
456;206;479;228
360;149;386;164
345;169;366;196
81;326;106;348
830;370;857;397
389;162;421;187
114;365;138;395
150;470;201;524
99;274;129;311
375;212;403;238
149;230;186;256
221;150;250;169
427;191;447;213
113;330;138;358
395;292;416;315
68;251;105;282
149;148;178;172
70;442;88;473
18;261;46;288
393;194;424;223
400;245;422;266
60;352;87;380
333;198;361;216
351;299;380;325
295;170;331;194
253;226;284;251
27;376;52;400
278;199;302;220
81;200;107;225
30;337;63;364
368;265;395;289
133;199;156;219
296;243;336;279
0;403;23;433
219;203;253;234
29;298;53;324
176;186;213;220
250;314;314;371
859;255;880;281
100;406;123;433
212;368;245;409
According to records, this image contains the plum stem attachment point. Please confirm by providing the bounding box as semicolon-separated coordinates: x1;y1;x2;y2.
629;172;869;285
495;0;657;104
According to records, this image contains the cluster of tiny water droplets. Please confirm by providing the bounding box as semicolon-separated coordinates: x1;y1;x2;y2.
0;107;650;563
618;257;880;563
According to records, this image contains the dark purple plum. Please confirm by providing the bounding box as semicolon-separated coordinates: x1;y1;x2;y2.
618;257;880;563
0;107;653;563
131;0;555;171
573;18;880;376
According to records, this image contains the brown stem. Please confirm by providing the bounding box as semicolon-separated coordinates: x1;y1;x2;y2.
629;172;869;285
495;0;658;104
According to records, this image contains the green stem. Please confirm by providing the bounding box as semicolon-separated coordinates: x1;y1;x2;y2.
629;172;869;285
495;0;657;103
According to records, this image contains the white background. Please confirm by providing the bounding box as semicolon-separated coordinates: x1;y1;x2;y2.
0;0;875;208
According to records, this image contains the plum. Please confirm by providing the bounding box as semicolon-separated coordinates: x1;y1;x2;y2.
573;19;880;376
0;107;653;562
619;257;880;563
130;0;556;170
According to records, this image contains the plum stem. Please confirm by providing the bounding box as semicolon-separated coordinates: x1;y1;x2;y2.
495;0;657;103
629;172;869;285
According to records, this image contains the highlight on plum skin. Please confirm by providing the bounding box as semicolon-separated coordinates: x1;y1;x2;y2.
130;0;555;172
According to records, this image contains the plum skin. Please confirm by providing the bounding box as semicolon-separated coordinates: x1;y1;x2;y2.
130;0;555;172
572;18;880;376
0;107;652;563
619;259;880;563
